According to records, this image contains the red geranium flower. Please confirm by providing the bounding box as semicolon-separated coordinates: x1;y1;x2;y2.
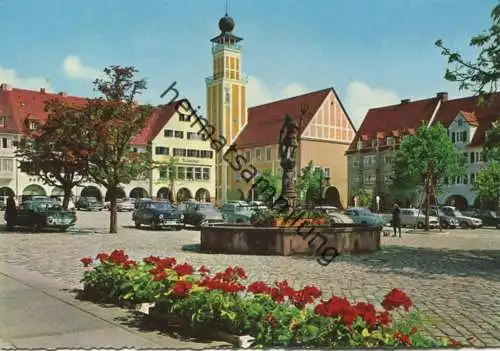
198;265;210;274
382;288;412;311
95;252;109;262
109;249;128;264
173;263;194;276
80;257;93;267
377;311;392;326
172;280;192;297
122;259;138;269
143;255;161;265
247;281;271;294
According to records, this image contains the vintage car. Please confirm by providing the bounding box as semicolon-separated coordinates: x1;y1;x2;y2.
314;206;354;224
429;208;458;229
221;202;254;224
117;198;136;212
182;202;224;227
439;206;482;229
462;208;500;227
76;197;104;211
398;208;440;229
132;200;183;230
13;199;77;232
345;207;385;227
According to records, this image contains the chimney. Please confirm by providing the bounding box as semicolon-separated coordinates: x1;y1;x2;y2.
58;92;67;97
0;83;13;91
40;88;46;94
401;99;411;104
436;91;448;101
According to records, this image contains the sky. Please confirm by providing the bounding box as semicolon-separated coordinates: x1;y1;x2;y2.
0;0;497;128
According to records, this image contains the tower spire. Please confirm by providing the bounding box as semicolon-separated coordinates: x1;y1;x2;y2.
225;0;229;16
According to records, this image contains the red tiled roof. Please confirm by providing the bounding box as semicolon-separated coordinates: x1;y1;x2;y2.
233;88;333;148
0;84;175;146
460;111;479;126
0;86;86;134
434;94;500;146
131;102;178;145
347;97;441;151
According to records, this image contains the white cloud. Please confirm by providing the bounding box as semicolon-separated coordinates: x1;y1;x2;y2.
61;55;102;81
0;65;51;90
247;76;308;107
345;81;400;129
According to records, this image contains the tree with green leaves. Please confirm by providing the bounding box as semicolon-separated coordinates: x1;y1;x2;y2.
154;156;179;201
391;123;465;230
389;152;422;207
473;161;500;209
252;168;281;204
296;161;323;206
82;66;153;233
15;99;89;209
435;3;500;102
351;188;373;208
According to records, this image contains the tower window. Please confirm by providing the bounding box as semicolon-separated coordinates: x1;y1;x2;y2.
224;87;230;104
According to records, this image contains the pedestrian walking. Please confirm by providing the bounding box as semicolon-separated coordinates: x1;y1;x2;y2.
392;203;402;237
4;195;17;231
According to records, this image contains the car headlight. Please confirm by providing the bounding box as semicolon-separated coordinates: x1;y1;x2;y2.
47;216;54;224
158;214;164;220
180;214;184;220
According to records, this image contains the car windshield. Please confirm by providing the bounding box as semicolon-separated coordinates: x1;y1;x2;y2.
235;205;251;212
150;202;173;211
453;210;463;217
488;211;498;218
87;197;99;203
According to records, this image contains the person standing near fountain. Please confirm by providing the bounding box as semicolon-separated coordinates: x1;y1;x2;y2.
391;203;402;237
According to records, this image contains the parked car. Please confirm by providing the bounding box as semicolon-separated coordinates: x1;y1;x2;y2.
429;208;458;229
315;206;353;224
462;209;500;227
182;202;224;227
0;196;7;210
12;199;77;232
397;208;440;229
221;202;254;224
117;198;136;212
439;206;482;229
50;196;76;211
345;207;385;227
75;197;104;211
134;198;153;209
248;201;268;211
132;200;182;230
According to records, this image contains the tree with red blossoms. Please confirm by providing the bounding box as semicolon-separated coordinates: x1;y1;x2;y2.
81;66;153;233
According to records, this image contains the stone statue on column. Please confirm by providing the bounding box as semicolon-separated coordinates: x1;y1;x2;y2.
278;115;299;213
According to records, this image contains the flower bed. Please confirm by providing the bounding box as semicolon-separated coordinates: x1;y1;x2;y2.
80;249;472;348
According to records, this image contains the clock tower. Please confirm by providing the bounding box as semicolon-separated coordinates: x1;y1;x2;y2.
206;13;248;203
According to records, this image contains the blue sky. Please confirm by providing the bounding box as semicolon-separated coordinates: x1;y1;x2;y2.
0;0;497;127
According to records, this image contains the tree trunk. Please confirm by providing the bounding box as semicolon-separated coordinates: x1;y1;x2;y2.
63;186;72;210
424;162;432;232
108;187;118;233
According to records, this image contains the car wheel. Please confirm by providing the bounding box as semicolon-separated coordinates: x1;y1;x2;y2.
175;226;182;231
135;219;141;228
236;219;243;224
417;222;424;229
151;220;158;230
441;222;448;229
31;224;41;233
460;221;469;229
59;226;69;232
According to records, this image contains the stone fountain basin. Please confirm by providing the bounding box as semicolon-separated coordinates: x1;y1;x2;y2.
200;223;381;256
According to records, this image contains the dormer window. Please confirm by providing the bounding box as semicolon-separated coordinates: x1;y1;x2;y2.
386;137;394;145
357;140;364;150
179;114;191;122
28;119;39;131
457;119;464;127
0;116;5;128
371;138;377;147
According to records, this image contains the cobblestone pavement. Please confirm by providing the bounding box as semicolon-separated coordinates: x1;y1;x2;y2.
0;211;499;346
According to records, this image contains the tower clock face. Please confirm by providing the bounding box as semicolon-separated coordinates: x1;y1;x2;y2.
224;86;230;104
